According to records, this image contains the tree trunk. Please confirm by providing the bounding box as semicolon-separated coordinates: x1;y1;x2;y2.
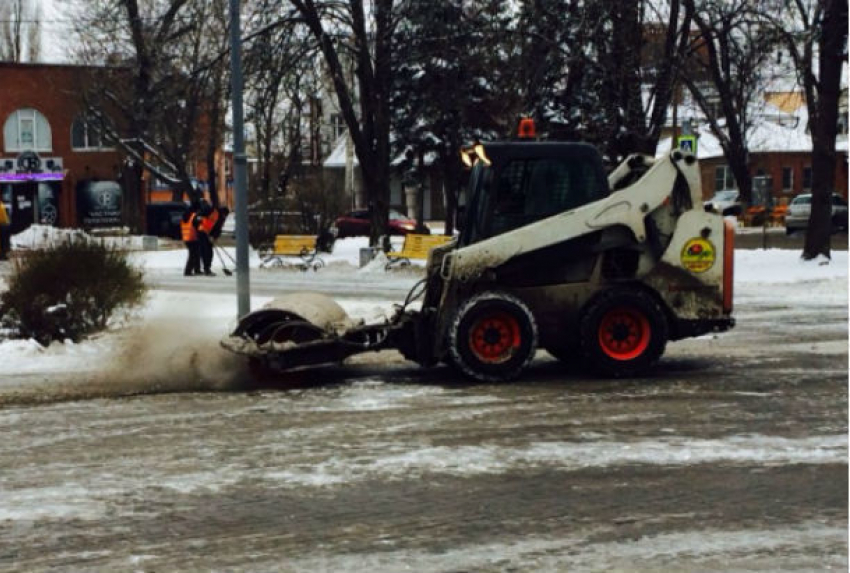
415;150;426;233
206;75;224;208
122;159;144;234
802;0;847;260
726;140;753;208
441;148;460;237
365;158;391;251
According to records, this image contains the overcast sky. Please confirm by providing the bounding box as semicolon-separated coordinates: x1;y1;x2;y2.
39;0;76;63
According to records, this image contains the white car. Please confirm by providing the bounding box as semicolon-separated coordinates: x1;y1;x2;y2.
785;193;849;235
703;190;741;216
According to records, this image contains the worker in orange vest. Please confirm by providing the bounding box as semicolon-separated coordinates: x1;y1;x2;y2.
197;201;218;276
180;202;201;276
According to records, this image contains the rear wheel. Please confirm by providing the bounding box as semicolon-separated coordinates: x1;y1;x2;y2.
580;287;668;377
448;292;537;383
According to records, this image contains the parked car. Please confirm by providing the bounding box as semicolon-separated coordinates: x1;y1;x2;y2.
703;190;741;216
785;193;849;235
332;209;430;238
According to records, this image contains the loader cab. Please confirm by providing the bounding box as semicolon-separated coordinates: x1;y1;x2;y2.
459;142;610;247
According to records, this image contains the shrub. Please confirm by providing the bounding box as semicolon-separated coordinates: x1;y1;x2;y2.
0;241;146;345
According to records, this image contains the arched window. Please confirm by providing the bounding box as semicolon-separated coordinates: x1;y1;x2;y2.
71;115;112;151
3;108;52;152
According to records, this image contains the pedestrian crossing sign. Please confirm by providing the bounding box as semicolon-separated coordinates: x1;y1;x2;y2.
677;135;697;155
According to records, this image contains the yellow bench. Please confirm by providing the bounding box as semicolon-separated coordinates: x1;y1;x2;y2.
260;235;324;271
741;206;766;227
769;204;788;226
385;234;453;269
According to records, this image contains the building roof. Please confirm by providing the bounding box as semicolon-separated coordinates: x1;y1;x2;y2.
657;106;848;159
324;135;438;169
323;135;356;168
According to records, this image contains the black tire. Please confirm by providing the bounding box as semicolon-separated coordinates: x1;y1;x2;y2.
447;291;538;383
580;287;668;378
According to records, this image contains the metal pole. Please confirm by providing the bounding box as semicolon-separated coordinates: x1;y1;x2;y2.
229;0;250;318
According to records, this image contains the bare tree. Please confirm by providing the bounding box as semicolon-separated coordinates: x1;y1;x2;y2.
517;0;693;164
393;0;514;236
200;0;230;208
593;0;696;162
26;0;40;61
0;0;41;62
243;4;315;204
73;0;232;230
679;0;781;206
767;0;848;260
289;0;397;248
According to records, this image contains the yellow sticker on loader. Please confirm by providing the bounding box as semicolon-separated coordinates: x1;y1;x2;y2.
681;238;716;273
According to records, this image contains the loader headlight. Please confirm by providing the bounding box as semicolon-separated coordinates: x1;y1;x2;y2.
473;143;491;166
460;142;491;168
461;148;474;168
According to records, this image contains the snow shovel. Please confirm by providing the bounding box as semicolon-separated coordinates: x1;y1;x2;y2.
213;243;234;276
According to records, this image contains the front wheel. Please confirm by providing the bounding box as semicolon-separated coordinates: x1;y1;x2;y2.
447;292;538;383
580;287;668;378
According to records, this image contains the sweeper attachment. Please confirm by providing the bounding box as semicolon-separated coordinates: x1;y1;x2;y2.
222;134;735;382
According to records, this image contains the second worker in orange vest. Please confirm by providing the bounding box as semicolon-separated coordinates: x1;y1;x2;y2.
196;201;217;276
180;203;201;276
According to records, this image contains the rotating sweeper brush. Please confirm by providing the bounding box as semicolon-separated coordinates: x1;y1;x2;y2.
220;292;405;372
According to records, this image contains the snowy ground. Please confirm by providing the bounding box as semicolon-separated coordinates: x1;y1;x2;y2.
0;230;846;572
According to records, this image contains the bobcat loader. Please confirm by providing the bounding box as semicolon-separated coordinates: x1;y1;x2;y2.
221;135;735;382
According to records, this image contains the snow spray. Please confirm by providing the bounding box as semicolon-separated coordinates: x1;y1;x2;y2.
0;293;254;405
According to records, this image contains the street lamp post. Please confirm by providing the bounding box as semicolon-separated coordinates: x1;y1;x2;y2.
229;0;250;318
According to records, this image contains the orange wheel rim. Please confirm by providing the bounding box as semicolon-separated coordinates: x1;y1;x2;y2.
468;312;521;364
598;307;651;361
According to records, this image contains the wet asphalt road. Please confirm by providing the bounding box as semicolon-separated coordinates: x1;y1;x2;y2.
0;248;847;571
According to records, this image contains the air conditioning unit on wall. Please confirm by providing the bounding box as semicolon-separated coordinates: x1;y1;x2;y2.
43;157;64;172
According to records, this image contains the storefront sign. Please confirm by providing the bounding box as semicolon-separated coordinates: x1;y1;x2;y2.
76;180;123;227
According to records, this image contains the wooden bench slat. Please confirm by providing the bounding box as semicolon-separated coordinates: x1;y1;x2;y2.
273;235;318;255
261;234;323;271
386;233;452;269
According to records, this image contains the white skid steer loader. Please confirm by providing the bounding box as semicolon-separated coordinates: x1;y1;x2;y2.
222;134;734;382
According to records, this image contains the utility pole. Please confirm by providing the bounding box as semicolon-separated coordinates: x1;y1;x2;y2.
229;0;250;318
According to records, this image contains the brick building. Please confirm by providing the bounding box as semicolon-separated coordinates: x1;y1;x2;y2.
0;62;229;238
0;62;125;234
658;105;849;205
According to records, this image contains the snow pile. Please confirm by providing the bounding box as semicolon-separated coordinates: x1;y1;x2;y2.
359;250;391;273
12;224;90;249
735;249;848;284
12;225;159;251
